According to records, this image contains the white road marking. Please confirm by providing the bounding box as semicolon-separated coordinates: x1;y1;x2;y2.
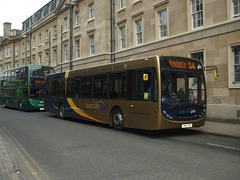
207;143;240;151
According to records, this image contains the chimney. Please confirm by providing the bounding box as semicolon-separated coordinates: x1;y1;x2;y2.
4;22;12;37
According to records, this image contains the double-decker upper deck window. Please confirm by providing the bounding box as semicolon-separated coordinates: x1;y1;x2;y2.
233;0;240;18
192;0;203;28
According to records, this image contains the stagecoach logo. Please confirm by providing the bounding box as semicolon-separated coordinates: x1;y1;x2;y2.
86;101;108;111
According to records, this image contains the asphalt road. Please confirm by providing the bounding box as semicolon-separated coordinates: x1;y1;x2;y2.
0;107;240;180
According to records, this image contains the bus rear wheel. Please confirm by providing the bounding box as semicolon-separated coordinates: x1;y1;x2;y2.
112;108;124;130
3;100;6;108
58;105;65;119
18;101;22;111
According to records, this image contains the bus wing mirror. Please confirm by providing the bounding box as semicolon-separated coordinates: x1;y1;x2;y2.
204;66;219;80
214;71;219;80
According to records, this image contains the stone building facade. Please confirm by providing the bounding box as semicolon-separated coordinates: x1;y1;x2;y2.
0;0;240;121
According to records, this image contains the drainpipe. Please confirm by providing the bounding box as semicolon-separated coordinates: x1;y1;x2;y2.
110;0;116;63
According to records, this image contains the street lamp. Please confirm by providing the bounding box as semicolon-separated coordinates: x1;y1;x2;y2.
65;0;78;70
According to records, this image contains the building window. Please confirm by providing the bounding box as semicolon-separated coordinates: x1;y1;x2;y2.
22;43;25;52
192;0;203;28
33;37;36;47
8;48;12;57
27;40;30;50
15;46;19;56
159;9;168;38
76;40;80;58
33;56;36;65
76;11;80;25
120;26;126;49
39;34;42;44
39;54;42;65
54;50;57;66
233;0;240;18
46;52;49;66
136;19;143;45
120;0;125;9
64;44;68;61
89;3;94;19
46;30;49;41
54;25;57;38
191;51;204;64
64;18;68;31
0;50;2;60
90;35;94;55
233;46;240;84
5;49;8;58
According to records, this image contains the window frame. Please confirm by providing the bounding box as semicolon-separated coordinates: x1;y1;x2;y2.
232;0;240;18
89;3;94;20
228;43;240;88
136;19;143;45
120;0;126;9
90;35;94;55
159;9;168;38
76;10;80;25
120;26;126;49
76;40;80;58
64;17;68;31
64;44;68;62
191;0;204;29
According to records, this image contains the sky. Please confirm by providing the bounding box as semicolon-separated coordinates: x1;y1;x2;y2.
0;0;51;36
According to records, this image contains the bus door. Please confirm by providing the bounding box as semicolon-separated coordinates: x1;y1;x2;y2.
126;68;158;130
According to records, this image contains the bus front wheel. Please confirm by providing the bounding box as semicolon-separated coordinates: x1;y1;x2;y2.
112;108;124;130
58;105;65;119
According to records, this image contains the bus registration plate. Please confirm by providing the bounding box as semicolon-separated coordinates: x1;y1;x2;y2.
182;123;192;128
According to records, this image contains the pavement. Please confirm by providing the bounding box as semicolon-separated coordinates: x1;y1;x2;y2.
0;136;24;180
0;121;240;180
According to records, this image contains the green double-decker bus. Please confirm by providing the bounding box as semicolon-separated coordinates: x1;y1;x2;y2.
0;65;54;111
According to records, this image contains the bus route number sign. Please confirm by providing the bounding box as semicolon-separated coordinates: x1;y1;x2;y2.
35;80;45;84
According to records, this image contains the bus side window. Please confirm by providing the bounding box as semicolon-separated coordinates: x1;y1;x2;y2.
57;79;65;97
81;76;92;98
67;78;75;98
75;77;81;98
93;74;108;99
109;72;127;99
133;69;152;101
